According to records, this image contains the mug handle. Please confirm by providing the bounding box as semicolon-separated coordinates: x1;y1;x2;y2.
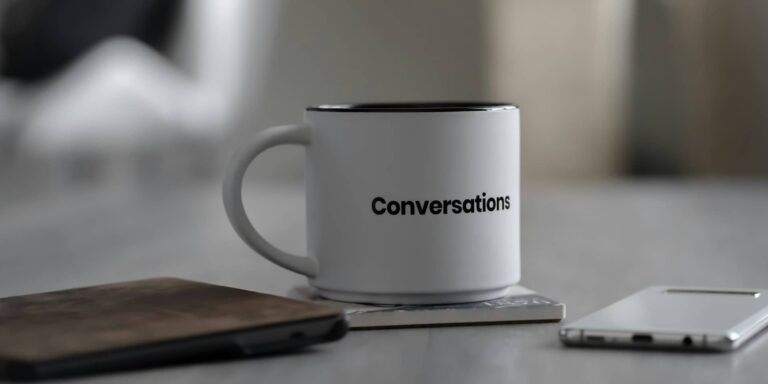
222;124;317;277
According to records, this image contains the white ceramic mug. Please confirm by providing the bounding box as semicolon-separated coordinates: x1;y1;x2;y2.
223;103;520;304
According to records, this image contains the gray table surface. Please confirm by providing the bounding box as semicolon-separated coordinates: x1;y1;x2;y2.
1;179;767;383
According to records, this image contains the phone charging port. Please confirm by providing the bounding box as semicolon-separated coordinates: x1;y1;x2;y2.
585;335;606;343
632;334;654;343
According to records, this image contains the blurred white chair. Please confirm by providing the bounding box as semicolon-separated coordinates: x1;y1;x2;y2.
0;0;278;183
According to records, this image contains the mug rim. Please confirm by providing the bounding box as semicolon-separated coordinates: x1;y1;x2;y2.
306;102;518;113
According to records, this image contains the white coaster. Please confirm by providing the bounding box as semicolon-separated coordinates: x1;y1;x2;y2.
289;286;565;330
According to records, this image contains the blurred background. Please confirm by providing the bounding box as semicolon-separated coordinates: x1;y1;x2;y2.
2;0;768;201
0;0;767;331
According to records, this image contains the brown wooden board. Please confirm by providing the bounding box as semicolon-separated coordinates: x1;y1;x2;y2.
0;278;342;363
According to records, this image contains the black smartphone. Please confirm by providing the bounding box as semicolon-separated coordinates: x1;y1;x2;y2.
0;278;347;380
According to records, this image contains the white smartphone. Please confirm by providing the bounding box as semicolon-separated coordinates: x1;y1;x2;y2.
560;286;768;351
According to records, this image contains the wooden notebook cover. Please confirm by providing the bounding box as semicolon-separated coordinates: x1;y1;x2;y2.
0;278;341;362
